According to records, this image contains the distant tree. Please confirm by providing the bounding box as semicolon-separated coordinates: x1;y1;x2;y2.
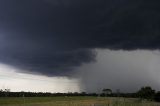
0;89;3;92
5;89;10;92
154;91;160;102
4;89;10;97
137;86;155;100
81;92;86;96
116;89;120;97
102;88;112;97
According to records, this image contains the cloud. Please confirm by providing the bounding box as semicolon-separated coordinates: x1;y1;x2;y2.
0;0;160;76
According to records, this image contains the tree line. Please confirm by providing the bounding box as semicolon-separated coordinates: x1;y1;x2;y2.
1;86;160;102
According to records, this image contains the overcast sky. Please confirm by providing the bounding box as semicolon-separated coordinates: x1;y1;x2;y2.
0;0;160;92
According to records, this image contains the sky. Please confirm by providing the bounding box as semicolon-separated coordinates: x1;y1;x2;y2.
0;0;160;93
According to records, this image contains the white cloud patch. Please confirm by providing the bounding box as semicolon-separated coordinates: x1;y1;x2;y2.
0;64;80;93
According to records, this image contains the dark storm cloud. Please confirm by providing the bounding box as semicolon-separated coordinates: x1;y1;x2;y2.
0;0;160;75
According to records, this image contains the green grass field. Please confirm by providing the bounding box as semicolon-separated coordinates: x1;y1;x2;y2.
0;96;159;106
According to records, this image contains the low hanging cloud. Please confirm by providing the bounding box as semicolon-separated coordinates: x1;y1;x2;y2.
0;0;160;76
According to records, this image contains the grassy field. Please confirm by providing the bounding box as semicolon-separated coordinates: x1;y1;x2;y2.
0;96;160;106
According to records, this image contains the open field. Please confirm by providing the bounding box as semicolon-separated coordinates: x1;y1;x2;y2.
0;96;160;106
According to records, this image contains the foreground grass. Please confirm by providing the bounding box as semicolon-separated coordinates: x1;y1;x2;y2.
0;96;160;106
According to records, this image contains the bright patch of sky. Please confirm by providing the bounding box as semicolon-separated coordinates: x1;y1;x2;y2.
0;64;80;93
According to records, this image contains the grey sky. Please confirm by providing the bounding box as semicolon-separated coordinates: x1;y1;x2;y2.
76;49;160;93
